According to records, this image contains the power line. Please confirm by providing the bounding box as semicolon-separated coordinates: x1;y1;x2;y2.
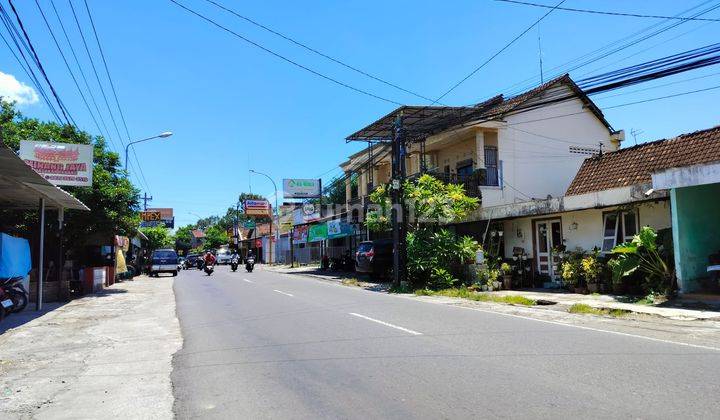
203;0;439;104
498;1;720;98
595;70;720;99
6;0;75;126
434;0;566;104
168;0;404;106
494;0;720;22
48;0;114;148
66;0;125;145
82;0;151;193
0;4;62;123
33;0;110;147
604;83;720;109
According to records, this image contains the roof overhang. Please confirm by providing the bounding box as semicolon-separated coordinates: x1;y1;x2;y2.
346;96;504;143
0;145;89;211
652;160;720;190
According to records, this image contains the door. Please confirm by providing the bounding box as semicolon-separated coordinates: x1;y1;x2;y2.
535;219;562;281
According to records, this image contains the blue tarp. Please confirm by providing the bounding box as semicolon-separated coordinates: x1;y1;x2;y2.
0;233;31;278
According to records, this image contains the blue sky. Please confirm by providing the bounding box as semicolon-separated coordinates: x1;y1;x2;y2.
1;0;719;228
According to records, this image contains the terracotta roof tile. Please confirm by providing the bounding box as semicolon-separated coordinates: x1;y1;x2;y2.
566;125;720;196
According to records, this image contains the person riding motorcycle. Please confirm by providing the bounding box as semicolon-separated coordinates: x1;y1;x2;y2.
245;249;255;263
203;251;217;267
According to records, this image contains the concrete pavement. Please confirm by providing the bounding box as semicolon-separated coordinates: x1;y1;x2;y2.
172;265;720;419
0;276;181;419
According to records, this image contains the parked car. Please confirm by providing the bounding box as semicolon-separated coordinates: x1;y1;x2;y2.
149;249;179;277
216;248;232;265
355;239;393;280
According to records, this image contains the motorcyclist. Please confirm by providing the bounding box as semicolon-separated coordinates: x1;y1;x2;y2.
245;249;255;263
203;251;217;267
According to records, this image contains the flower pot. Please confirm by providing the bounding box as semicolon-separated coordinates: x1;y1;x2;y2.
492;281;501;289
481;284;488;291
587;283;598;293
573;285;587;294
503;274;512;290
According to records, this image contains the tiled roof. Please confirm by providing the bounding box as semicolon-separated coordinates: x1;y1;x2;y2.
191;229;205;238
566;125;720;196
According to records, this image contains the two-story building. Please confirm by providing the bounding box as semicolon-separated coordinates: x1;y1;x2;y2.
341;74;622;243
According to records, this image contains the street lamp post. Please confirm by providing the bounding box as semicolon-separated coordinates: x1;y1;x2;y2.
249;169;278;264
124;131;173;172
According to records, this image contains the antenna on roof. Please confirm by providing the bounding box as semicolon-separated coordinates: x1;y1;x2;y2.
537;23;544;84
630;128;644;146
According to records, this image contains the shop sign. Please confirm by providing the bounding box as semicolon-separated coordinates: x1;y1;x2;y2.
19;140;93;186
308;223;328;242
283;179;321;198
245;199;271;216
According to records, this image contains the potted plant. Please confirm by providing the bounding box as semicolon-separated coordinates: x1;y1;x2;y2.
581;251;601;294
501;262;512;290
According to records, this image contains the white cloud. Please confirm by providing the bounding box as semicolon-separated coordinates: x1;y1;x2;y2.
0;70;39;105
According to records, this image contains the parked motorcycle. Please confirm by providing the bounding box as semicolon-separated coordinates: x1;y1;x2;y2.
0;283;14;322
0;277;28;313
245;257;255;273
230;255;239;272
204;264;215;276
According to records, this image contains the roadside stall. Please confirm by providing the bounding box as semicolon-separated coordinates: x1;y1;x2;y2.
0;145;89;309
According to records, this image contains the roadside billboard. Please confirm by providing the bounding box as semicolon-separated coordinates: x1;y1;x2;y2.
140;208;174;228
19;140;93;187
283;179;321;199
245;200;271;217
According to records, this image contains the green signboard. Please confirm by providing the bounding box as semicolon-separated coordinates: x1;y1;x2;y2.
243;220;256;229
308;223;328;242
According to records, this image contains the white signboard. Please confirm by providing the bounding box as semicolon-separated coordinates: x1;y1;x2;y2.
283;178;321;198
19;140;93;187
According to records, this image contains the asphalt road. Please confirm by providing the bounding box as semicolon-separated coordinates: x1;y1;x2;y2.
171;265;720;419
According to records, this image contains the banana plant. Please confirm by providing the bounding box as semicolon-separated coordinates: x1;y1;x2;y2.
609;227;673;294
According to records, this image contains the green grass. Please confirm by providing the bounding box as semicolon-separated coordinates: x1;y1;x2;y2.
414;288;536;306
568;303;630;317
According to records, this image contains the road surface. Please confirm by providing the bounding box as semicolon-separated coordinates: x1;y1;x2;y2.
171;266;720;419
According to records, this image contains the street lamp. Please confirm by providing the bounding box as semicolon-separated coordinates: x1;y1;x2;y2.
124;131;173;172
249;169;279;264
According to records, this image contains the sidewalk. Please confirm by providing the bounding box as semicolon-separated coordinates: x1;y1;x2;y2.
266;265;720;321
0;276;181;419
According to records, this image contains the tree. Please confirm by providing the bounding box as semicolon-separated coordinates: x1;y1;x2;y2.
365;174;480;289
203;225;229;250
140;226;174;251
324;175;346;205
0;101;141;257
175;224;194;251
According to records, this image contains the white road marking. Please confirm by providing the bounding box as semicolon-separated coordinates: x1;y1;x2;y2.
349;313;423;336
243;279;253;283
273;290;294;297
446;302;720;352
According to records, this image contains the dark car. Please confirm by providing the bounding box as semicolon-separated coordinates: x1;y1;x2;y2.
355;239;393;280
149;249;179;277
184;254;200;269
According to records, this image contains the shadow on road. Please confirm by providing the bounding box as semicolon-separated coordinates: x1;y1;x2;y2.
0;301;67;335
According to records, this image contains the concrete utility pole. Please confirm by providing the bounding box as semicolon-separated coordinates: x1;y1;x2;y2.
391;114;407;288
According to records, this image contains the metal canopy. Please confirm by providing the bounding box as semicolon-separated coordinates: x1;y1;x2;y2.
0;145;89;211
345;95;504;143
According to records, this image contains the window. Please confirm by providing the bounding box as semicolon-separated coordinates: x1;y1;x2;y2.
484;146;499;186
601;210;639;252
456;159;474;177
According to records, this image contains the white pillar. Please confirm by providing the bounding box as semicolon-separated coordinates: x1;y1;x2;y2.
475;130;486;168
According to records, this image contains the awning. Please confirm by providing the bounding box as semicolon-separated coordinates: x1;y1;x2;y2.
0;145;89;211
345;96;504;143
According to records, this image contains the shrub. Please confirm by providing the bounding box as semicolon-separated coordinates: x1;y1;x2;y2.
609;226;674;295
428;267;456;290
581;251;601;284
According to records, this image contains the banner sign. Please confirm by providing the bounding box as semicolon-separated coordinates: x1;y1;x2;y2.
283;179;321;199
308;223;327;242
327;219;353;239
245;199;271;217
292;225;308;243
243;220;256;229
140;211;162;222
19;140;93;186
140;208;174;228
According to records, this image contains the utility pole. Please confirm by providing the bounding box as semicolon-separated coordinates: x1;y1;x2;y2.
141;192;153;211
391;114;407;288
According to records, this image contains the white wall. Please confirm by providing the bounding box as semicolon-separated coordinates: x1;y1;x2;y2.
503;201;671;257
492;85;615;207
